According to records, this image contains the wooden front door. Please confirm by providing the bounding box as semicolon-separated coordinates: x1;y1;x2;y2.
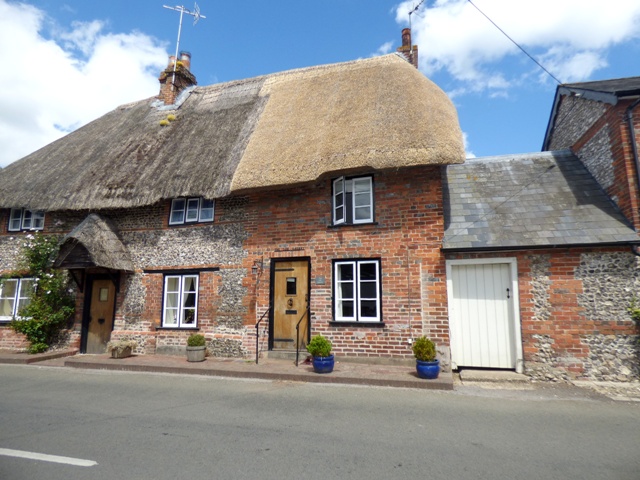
272;260;309;350
85;279;116;354
448;261;519;370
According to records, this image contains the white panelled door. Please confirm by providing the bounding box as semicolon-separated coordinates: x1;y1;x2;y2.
447;260;522;370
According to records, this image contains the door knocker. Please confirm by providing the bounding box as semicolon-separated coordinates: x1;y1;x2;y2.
287;298;294;308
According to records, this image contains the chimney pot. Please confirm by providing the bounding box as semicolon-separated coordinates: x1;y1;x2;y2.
180;51;191;70
402;28;411;47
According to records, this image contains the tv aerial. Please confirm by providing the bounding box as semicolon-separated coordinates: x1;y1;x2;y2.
163;3;207;90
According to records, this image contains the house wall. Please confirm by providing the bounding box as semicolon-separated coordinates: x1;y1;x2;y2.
245;166;449;363
0;166;450;364
446;248;640;382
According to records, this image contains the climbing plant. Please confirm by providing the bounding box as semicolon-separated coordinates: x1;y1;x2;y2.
6;234;75;353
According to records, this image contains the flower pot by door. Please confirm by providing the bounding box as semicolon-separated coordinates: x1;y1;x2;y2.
186;346;206;362
111;347;132;359
416;359;440;379
312;355;334;374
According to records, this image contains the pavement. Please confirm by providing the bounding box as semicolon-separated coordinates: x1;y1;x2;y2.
1;348;639;401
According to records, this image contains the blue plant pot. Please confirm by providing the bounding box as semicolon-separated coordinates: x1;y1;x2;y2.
416;359;440;379
312;355;334;374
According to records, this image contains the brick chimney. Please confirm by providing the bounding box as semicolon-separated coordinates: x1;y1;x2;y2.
158;51;197;105
397;28;418;69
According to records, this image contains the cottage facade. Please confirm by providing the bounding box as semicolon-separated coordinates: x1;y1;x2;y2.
1;49;638;381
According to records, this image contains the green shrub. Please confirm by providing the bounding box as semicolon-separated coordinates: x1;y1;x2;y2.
628;297;640;325
412;336;437;362
187;333;206;347
7;234;75;354
306;334;332;357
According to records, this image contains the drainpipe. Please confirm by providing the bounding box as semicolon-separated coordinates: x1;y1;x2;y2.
627;98;640;257
626;98;640;213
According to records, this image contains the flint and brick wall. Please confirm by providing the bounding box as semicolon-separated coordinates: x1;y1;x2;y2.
446;248;640;381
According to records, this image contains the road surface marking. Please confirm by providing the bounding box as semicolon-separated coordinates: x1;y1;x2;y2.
0;448;97;467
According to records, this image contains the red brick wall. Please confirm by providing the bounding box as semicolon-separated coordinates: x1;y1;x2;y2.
244;166;449;360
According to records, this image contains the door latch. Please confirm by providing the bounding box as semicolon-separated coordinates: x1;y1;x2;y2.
506;288;511;299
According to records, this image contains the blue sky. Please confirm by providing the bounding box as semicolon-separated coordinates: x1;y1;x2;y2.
1;0;639;166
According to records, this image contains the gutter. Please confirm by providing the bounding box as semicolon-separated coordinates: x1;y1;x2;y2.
441;240;640;254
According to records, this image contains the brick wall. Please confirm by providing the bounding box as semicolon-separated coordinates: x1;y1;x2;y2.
244;166;449;361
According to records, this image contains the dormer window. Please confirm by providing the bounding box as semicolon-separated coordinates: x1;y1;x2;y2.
169;198;214;225
332;176;374;225
8;209;45;232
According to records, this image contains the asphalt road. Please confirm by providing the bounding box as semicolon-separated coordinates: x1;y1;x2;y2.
0;365;638;480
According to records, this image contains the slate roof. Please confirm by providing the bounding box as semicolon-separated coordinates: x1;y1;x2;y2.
442;150;640;251
561;76;640;97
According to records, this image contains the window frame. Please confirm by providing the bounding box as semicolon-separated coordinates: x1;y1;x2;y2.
162;274;199;328
8;208;45;232
0;278;35;321
169;197;215;226
331;176;374;226
333;259;381;323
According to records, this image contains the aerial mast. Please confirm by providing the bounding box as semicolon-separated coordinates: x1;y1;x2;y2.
162;3;206;90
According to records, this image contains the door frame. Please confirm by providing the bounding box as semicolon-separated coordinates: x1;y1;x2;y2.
268;257;311;351
445;257;524;373
80;273;118;354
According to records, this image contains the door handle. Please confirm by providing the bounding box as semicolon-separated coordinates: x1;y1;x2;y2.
506;288;510;299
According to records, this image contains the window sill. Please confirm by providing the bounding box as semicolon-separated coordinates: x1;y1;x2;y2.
327;222;378;229
328;321;385;328
155;326;200;331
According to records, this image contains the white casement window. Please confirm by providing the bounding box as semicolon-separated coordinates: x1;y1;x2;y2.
162;275;199;328
0;278;35;321
332;176;373;225
8;209;45;232
169;198;215;225
334;260;381;322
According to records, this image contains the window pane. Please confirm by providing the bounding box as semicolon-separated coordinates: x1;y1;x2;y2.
170;199;185;224
199;199;214;222
286;277;297;295
354;205;371;221
338;300;354;318
16;279;34;314
359;263;377;280
9;209;22;231
166;277;180;293
360;300;377;318
22;210;33;229
165;292;179;309
164;308;178;325
340;282;354;299
360;281;377;299
185;198;200;222
32;212;45;230
338;263;354;281
1;280;18;318
183;309;196;325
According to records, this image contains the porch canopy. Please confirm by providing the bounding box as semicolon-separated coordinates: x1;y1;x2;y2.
54;214;134;291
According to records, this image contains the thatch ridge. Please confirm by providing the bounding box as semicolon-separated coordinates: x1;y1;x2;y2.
0;54;464;211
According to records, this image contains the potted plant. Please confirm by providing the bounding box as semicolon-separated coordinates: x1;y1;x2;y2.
306;334;334;373
106;340;137;359
186;333;206;362
412;336;440;379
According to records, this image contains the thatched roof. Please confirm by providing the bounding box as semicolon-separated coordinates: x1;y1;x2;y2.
0;54;464;211
54;214;134;271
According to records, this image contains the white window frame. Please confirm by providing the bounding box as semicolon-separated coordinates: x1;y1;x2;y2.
0;278;35;321
332;176;373;225
169;198;215;225
334;259;381;322
162;274;199;328
8;208;45;232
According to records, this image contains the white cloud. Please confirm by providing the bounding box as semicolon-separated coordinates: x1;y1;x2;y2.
395;0;640;92
0;0;168;167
